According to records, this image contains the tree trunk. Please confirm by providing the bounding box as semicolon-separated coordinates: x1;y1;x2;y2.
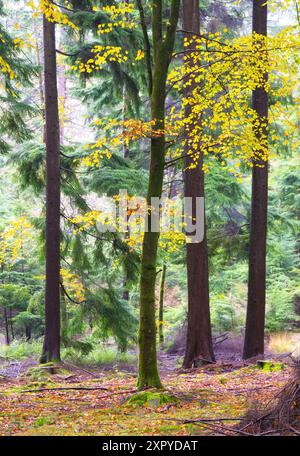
243;0;268;360
60;284;68;346
158;263;166;346
4;307;10;345
138;69;166;389
9;308;14;340
41;7;61;363
25;326;31;341
182;0;215;368
137;0;180;389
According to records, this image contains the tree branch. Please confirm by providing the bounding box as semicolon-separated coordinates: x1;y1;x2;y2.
164;0;181;57
136;0;153;94
56;49;81;57
152;0;163;50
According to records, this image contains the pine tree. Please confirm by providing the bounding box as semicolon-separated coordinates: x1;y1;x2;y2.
41;2;61;363
243;0;269;359
182;0;215;369
0;1;35;154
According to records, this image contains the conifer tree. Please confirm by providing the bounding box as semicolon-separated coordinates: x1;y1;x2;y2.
243;0;268;359
182;0;215;369
41;1;61;363
0;1;35;153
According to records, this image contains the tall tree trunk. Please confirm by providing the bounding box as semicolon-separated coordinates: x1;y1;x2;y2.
41;7;61;363
243;0;268;359
137;0;180;389
158;263;166;346
122;47;130;299
182;0;215;368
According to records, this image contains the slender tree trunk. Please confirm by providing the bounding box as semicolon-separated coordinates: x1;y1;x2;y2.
9;308;14;340
122;58;130;300
182;0;215;368
25;326;31;341
41;8;61;363
137;0;180;389
243;0;268;359
60;284;68;346
4;307;10;345
138;69;166;389
158;263;166;346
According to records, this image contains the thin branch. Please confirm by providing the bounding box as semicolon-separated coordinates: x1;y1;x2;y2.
60;282;85;305
56;49;81;57
21;386;109;393
164;0;181;57
52;2;78;13
136;0;153;94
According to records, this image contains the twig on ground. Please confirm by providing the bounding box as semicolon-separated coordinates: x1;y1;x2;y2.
21;386;109;393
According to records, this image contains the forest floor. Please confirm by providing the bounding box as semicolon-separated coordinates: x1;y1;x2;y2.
0;352;294;436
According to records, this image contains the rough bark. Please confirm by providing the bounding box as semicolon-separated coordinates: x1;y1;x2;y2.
182;0;215;368
243;0;268;359
137;0;180;389
41;8;61;363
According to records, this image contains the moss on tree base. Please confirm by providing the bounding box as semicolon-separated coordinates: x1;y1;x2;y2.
126;391;179;408
23;363;69;381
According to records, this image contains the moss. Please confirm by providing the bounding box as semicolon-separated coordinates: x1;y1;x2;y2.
22;363;70;381
256;360;285;372
126;391;180;408
32;416;56;428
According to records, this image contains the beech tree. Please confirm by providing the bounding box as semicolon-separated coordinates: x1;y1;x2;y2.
137;0;181;389
243;0;269;359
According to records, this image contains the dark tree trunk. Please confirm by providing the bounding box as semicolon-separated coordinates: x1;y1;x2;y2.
4;307;10;345
182;0;215;368
243;0;268;359
9;308;14;340
41;7;61;363
25;326;31;341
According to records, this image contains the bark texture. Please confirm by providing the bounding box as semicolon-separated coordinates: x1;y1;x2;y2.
243;0;268;359
41;9;61;363
182;0;215;368
137;0;180;389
